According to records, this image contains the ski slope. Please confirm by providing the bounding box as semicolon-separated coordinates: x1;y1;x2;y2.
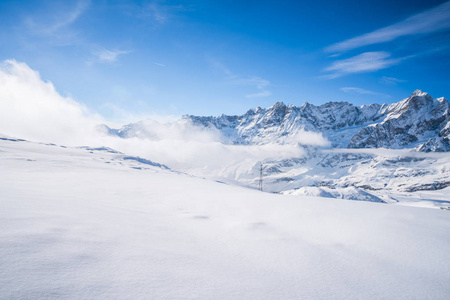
1;138;450;299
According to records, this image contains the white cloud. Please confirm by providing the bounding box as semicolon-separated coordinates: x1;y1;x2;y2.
104;118;330;173
93;48;132;63
0;59;101;145
340;87;390;98
324;51;404;79
0;59;304;176
325;1;450;53
103;135;305;173
288;130;331;147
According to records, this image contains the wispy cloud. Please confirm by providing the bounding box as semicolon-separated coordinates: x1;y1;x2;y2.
232;76;272;98
93;48;132;63
340;87;390;98
152;62;166;67
380;76;406;85
134;1;188;25
209;58;272;98
323;51;405;79
325;1;450;53
208;58;233;76
142;2;168;24
25;0;90;38
246;90;272;98
231;76;270;90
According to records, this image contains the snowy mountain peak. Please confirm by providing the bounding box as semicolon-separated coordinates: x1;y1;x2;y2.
349;91;449;150
402;90;434;109
412;89;426;96
271;101;286;108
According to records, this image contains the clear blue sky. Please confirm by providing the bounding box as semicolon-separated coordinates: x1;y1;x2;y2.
0;0;449;121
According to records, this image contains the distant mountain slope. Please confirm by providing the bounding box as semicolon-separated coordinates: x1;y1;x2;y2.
349;90;450;151
108;90;449;152
183;101;384;147
99;91;450;201
185;90;449;151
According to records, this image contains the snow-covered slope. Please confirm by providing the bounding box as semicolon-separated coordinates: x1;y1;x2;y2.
208;147;450;207
1;138;450;299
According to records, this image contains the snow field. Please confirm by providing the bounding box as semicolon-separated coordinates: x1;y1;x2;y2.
1;139;450;299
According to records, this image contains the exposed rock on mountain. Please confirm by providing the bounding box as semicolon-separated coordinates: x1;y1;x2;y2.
349;90;450;150
106;90;449;152
183;101;385;147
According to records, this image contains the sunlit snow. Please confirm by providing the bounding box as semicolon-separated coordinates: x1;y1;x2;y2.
1;138;450;299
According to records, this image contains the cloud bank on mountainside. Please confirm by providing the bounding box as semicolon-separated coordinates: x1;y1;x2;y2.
0;60;312;171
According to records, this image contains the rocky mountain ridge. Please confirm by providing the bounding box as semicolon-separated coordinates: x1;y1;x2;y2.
182;90;450;151
105;90;449;152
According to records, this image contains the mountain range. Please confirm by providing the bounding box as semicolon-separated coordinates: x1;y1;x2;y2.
102;90;450;204
108;90;449;152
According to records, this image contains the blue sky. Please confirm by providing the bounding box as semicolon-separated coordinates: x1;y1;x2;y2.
0;0;449;121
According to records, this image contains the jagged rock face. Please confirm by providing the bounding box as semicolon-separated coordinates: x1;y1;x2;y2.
109;90;449;152
185;101;388;146
349;90;450;149
184;90;450;151
417;137;450;152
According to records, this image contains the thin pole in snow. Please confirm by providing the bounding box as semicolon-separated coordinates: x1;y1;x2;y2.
259;162;263;192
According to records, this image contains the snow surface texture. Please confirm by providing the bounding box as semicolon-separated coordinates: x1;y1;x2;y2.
1;138;450;299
